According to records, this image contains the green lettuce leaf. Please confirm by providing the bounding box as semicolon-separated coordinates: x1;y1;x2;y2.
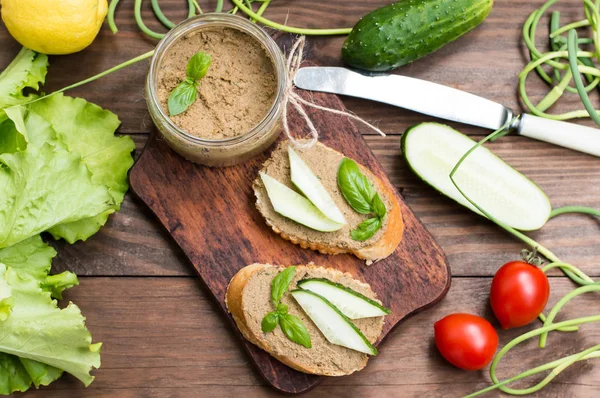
0;143;114;248
0;118;25;154
18;358;63;388
0;268;101;386
41;271;79;300
0;349;64;395
0;265;13;321
0;48;48;122
0;237;70;392
3;105;58;149
27;94;135;242
0;235;56;281
0;48;104;394
0;353;31;395
0;235;77;300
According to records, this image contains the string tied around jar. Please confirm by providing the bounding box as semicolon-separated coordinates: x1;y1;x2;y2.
282;36;386;149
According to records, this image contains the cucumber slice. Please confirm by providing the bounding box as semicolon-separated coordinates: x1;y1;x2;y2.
288;147;347;225
291;289;378;356
298;278;391;319
260;173;344;232
402;123;551;231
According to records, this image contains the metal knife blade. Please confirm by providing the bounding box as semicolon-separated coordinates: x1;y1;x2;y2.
293;66;513;131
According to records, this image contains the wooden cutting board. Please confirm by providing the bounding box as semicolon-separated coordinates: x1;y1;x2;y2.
129;89;451;394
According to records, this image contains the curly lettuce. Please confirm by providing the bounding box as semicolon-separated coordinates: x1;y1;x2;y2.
0;48;47;123
0;237;98;395
1;50;134;246
0;47;137;394
28;94;135;242
0;143;114;248
0;267;101;386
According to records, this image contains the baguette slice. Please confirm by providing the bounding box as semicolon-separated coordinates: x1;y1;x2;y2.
226;263;385;376
253;141;404;264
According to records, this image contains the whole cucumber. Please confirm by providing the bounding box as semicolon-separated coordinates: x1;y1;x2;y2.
342;0;493;71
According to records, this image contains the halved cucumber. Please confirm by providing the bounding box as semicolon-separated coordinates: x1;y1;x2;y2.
297;278;391;319
402;123;551;231
260;173;344;232
288;146;347;225
291;289;378;355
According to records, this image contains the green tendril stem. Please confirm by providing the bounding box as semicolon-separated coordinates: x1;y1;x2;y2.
229;0;352;35
568;29;600;126
151;0;175;28
520;0;600;121
542;262;594;285
191;0;203;14
486;317;600;395
48;51;156;98
550;19;590;38
254;0;271;21
135;0;166;39
538;284;600;348
465;344;600;397
188;0;199;16
150;0;197;30
550;206;600;218
216;0;224;13
535;69;572;111
538;312;579;333
519;50;600;120
108;0;121;34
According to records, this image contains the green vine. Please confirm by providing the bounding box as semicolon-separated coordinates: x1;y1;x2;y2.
519;0;600;126
108;0;353;38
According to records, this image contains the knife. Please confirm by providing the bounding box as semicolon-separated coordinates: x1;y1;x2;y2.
293;66;600;158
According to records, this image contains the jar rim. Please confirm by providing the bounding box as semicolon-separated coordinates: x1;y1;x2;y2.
147;13;287;146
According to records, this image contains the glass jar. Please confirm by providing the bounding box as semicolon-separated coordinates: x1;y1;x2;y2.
145;13;287;167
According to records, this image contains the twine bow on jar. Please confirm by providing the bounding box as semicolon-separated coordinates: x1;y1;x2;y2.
282;36;386;149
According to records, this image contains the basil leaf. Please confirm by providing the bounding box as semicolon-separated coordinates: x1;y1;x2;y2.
351;217;382;241
167;80;197;116
337;158;375;214
372;193;387;219
276;303;288;315
279;314;312;348
261;311;279;333
271;266;296;306
186;51;212;81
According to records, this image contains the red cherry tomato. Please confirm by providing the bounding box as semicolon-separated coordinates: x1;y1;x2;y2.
490;261;550;329
434;313;498;371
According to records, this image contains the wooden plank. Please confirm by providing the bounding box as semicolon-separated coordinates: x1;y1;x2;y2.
51;134;600;278
20;277;600;397
128;88;450;393
1;0;596;135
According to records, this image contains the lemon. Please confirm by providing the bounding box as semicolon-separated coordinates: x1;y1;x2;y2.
1;0;108;55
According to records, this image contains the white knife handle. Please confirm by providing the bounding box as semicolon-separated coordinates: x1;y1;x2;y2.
518;114;600;157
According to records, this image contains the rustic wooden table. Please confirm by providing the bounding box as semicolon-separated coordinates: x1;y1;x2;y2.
2;0;599;396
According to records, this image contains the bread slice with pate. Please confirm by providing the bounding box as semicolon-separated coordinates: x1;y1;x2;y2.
253;141;404;264
226;263;385;376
